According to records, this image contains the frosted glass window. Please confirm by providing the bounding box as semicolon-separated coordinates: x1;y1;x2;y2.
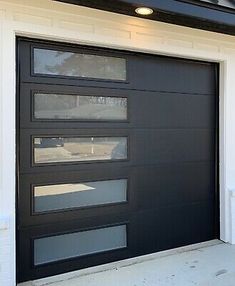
34;225;127;265
34;137;127;164
34;93;127;120
34;179;127;213
34;48;126;80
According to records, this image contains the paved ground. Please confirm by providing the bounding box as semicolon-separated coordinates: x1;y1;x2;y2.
20;240;235;286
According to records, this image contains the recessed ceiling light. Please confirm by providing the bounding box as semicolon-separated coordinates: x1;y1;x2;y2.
135;7;153;16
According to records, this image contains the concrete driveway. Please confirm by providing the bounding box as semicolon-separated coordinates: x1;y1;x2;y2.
20;240;235;286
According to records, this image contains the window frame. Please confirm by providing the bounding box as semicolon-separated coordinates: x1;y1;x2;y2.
32;223;128;266
31;177;129;215
30;44;130;83
32;135;130;166
32;91;129;122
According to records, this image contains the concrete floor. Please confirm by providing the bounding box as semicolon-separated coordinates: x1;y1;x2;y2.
20;240;235;286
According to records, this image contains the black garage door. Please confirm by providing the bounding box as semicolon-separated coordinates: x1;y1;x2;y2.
17;38;219;282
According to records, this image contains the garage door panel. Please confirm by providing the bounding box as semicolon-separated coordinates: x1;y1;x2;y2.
155;202;216;250
17;38;218;282
19;39;215;96
132;129;215;164
19;83;215;130
131;163;215;210
130;56;216;95
131;201;215;255
128;209;159;255
131;92;216;128
20;128;215;173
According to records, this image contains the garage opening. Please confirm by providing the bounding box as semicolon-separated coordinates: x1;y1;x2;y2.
17;37;219;282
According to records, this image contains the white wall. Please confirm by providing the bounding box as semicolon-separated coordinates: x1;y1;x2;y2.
0;0;235;285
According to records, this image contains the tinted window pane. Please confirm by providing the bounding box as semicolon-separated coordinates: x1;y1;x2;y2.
34;179;127;212
34;225;127;265
34;48;126;80
34;93;127;120
34;137;127;164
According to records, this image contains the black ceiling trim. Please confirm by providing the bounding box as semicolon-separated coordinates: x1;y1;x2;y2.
54;0;235;36
178;0;235;14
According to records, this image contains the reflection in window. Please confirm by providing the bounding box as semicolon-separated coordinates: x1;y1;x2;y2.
34;136;128;164
34;225;127;265
34;179;127;212
34;48;126;80
34;93;127;120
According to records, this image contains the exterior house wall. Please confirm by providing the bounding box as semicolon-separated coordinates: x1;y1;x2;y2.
0;0;235;285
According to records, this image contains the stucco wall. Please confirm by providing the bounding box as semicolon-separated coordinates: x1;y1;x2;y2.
0;0;235;285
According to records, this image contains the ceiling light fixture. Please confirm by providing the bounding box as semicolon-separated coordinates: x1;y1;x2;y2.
135;7;154;16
